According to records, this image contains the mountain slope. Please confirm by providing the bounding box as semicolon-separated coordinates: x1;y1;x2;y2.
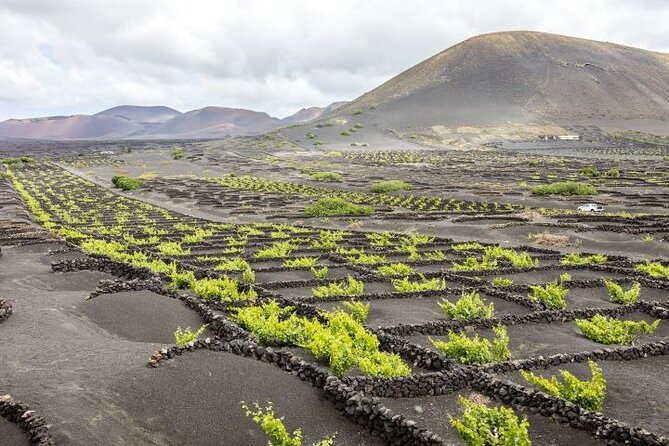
281;101;347;125
0;115;146;139
94;105;182;123
333;31;669;126
147;107;281;138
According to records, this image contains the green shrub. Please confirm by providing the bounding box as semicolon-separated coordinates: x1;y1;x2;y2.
484;246;538;268
521;360;606;411
452;242;485;251
559;272;572;283
310;266;329;279
366;231;393;247
376;263;415;277
310;171;342;182
426;250;446;260
255;241;297;259
392;276;446;292
174;324;207;346
635;261;669;279
451;256;498;272
560;253;607;265
283;257;319;268
172;148;184;160
605;168;620;178
190;276;257;302
169;270;196;289
438;290;494;320
347;253;386;265
304;310;409;377
369;180;413;193
215;257;251;272
1;156;33;165
241;401;335;446
432;325;511;365
232;301;308;345
242;267;255;284
604;280;640;304
111;175;144;191
312;276;364;298
157;241;191;256
304;198;373;217
531;182;597;196
575;314;660;344
342;300;370;323
399;233;434;246
580;167;599;177
492;277;514;287
528;282;568;309
450;396;530;446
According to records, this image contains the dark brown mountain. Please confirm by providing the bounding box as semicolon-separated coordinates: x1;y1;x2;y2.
331;31;669;126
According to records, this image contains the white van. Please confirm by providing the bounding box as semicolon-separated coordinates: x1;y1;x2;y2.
577;203;604;212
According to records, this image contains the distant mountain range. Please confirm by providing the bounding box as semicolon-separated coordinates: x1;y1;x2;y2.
0;102;345;140
5;31;669;141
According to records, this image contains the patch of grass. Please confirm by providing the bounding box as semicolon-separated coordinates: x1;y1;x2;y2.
369;180;413;193
304;198;373;217
531;181;597;196
575;314;660;345
521;360;606;411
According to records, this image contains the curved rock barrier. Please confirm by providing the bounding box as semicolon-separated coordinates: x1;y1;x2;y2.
0;394;54;445
0;298;12;324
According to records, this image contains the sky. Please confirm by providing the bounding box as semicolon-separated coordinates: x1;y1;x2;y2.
1;0;669;121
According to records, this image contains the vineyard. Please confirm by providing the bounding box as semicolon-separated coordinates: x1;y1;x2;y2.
1;156;668;445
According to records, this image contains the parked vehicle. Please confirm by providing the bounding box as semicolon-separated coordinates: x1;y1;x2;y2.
577;203;604;212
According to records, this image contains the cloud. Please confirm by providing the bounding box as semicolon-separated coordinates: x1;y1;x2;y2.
0;0;668;120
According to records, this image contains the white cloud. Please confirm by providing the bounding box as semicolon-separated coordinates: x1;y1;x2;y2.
0;0;668;120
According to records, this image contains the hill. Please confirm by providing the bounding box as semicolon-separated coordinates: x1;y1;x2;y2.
94;105;182;123
330;31;669;127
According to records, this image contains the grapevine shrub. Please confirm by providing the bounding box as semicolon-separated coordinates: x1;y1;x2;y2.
432;325;511;365
521;360;606;411
450;396;530;446
575;315;660;345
